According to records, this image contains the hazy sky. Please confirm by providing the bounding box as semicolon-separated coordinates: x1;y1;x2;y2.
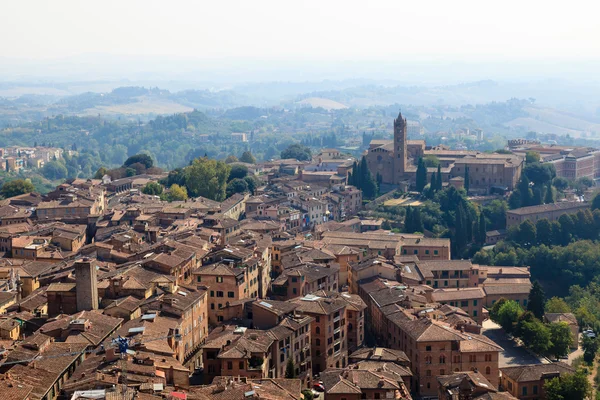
2;0;599;81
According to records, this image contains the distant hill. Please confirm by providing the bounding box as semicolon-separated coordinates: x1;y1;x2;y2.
296;97;348;110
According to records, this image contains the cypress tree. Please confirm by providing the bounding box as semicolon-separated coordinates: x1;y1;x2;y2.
455;202;467;253
544;184;555;204
413;207;424;233
527;281;546;319
430;172;437;195
405;206;413;233
477;212;487;244
436;165;443;191
416;157;427;193
464;166;470;193
518;175;532;207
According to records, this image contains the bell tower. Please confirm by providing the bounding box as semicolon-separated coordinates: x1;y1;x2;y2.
393;111;407;183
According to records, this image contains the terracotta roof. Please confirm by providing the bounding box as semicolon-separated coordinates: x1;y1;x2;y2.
500;362;574;382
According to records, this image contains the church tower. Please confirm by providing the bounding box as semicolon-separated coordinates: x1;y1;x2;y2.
393;111;407;184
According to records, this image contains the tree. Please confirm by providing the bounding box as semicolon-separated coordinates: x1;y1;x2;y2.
517;174;532;207
528;281;546;319
492;300;523;334
94;167;108;179
548;322;573;359
167;184;188;201
412;207;424;233
546;297;571;313
524;163;556;187
553;177;569;192
464;166;470;193
536;219;552;246
583;335;599;363
0;179;35;198
517;220;536;247
142;182;163;196
285;358;296;378
429;172;437;197
124;153;153;169
226;178;249;197
239;151;256;164
544;370;591;400
526;151;541;164
423;154;440;168
225;155;239;163
416;157;427;193
184;157;231;201
436;165;443;191
42;160;68;180
544;185;555;204
229;164;248;181
243;175;259;195
476;212;487;245
519;317;551;355
404;206;413;233
592;193;600;211
281;144;312;161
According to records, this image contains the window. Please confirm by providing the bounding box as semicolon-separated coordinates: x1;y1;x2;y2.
374;394;380;400
473;310;478;317
426;370;431;377
426;346;432;351
473;300;478;306
485;354;492;362
486;366;491;375
197;276;201;283
228;291;234;298
434;250;439;255
316;316;320;323
293;288;297;295
316;339;320;346
217;291;224;297
413;249;418;254
292;277;297;283
461;300;468;307
210;291;214;297
439;355;446;364
316;327;320;334
217;315;223;322
533;385;538;395
216;277;223;283
240;361;244;369
218;303;222;309
440;369;445;375
210;304;215;310
227;361;233;370
425;356;432;364
425;250;430;255
444;280;448;286
522;387;527;396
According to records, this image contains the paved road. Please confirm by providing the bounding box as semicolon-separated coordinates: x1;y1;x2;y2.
482;320;547;368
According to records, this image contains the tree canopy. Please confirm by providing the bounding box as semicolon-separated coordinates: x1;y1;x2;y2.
0;179;35;198
281;143;312;161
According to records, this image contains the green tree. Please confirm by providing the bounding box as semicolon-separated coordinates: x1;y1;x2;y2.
416;157;427;193
281;143;312;161
544;185;555;204
436;165;443;191
592;193;600;211
142;182;163;196
546;297;571;313
527;281;546;319
526;151;541;164
94;167;108;179
42;160;68;180
476;212;487;245
583;335;599;363
239;151;256;164
544;370;591;400
524;163;556;187
519;317;551;355
518;174;532;207
492;300;523;334
243;175;259;195
124;153;153;169
464;166;470;193
229;164;249;181
285;358;296;378
536;219;552;246
184;157;231;201
225;155;239;163
423;154;440;168
553;177;569;192
0;179;35;198
412;207;424;233
548;322;573;359
226;178;249;197
404;206;413;233
517;220;536;246
167;184;188;201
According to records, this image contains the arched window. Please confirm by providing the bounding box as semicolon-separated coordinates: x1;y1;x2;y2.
348;323;353;332
316;339;320;346
316;327;320;335
439;355;446;364
486;366;491;375
425;356;432;364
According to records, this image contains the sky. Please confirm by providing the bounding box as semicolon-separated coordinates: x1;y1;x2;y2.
1;0;600;82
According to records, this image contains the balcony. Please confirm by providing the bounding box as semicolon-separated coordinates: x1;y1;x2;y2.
333;315;341;323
